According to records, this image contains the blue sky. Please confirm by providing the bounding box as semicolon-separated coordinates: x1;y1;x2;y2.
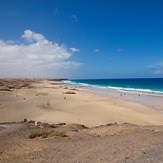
0;0;163;79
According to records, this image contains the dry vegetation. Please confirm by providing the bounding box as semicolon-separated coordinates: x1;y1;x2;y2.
0;121;163;163
28;129;67;139
63;91;76;94
0;79;37;90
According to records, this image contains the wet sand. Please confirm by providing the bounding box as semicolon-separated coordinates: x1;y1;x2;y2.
82;86;163;113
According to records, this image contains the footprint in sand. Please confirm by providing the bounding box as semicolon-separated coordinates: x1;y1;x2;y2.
39;103;52;110
0;104;4;110
35;92;48;97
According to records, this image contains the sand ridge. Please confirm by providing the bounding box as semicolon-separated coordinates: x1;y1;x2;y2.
0;121;163;163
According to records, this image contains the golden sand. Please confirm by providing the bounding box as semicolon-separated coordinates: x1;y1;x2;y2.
0;79;163;127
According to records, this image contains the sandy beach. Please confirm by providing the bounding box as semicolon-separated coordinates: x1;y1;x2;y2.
0;79;163;126
0;79;163;163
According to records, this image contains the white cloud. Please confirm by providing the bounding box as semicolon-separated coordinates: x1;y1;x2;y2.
70;48;80;52
149;62;163;74
0;30;82;78
70;14;78;22
22;29;45;43
94;48;100;53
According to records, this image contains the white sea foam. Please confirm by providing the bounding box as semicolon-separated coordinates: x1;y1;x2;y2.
67;80;163;96
107;86;163;95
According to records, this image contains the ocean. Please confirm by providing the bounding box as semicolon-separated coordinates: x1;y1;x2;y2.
67;78;163;95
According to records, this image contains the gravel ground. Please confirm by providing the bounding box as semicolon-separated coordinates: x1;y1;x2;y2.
0;122;163;163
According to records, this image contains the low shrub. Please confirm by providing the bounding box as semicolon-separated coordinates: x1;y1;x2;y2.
28;130;51;139
28;130;67;139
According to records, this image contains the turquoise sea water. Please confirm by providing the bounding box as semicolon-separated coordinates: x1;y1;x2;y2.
67;78;163;95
